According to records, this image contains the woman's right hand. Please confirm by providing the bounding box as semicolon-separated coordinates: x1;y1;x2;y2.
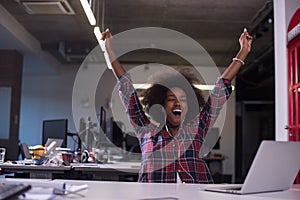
100;29;126;78
101;28;113;50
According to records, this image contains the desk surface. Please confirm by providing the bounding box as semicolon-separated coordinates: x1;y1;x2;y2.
0;162;140;180
0;161;140;174
0;163;71;171
71;161;140;173
37;179;300;200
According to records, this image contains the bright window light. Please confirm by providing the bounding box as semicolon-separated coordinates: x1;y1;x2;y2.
194;84;235;90
80;0;96;26
194;84;235;91
133;84;152;90
133;84;235;91
194;84;215;90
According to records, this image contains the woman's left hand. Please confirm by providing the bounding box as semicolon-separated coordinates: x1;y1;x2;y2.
239;28;253;54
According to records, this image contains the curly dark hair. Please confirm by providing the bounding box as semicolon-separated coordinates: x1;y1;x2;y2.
141;67;205;124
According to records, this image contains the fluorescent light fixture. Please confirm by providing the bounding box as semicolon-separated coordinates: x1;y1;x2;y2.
94;26;112;69
133;84;235;91
103;51;112;69
194;84;215;90
80;0;96;26
133;84;152;90
94;26;105;51
194;84;235;91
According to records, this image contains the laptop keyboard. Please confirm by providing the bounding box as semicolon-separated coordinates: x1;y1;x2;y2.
0;183;31;200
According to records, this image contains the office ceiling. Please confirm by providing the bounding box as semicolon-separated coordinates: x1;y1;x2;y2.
0;0;274;100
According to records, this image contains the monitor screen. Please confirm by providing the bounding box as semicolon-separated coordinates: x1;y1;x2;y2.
100;106;106;134
97;106;107;133
42;119;68;147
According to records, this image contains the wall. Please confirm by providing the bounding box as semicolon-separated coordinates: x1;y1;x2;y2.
19;67;77;146
274;0;300;141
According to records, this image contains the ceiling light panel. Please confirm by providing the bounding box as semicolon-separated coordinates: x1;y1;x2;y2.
20;0;75;15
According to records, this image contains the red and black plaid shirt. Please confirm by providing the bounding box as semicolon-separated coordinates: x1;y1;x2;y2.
119;73;232;183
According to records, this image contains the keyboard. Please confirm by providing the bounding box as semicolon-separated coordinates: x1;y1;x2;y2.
0;183;31;200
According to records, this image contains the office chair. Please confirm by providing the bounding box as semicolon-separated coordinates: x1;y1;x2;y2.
125;133;141;154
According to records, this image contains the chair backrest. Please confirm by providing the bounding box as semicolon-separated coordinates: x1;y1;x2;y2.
125;133;141;153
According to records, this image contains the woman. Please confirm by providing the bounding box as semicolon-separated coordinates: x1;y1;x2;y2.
102;28;252;183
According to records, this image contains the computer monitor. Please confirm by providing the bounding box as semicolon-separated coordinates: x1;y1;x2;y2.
42;119;68;147
105;117;123;147
112;121;124;148
105;117;114;142
97;106;106;134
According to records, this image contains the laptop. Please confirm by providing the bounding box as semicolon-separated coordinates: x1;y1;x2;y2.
205;140;300;194
20;143;32;160
19;143;34;165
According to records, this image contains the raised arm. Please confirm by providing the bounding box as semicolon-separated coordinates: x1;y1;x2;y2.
101;29;153;138
221;28;253;81
101;29;126;79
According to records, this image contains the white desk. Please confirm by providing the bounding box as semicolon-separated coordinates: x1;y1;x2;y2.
71;161;140;173
3;178;300;200
71;161;140;181
49;180;300;200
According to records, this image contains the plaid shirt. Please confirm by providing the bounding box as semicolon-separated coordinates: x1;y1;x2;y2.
119;73;232;183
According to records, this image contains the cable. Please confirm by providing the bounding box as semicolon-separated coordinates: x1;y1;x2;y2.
166;125;216;184
176;137;195;183
166;125;195;183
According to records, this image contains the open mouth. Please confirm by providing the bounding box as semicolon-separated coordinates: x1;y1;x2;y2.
172;109;182;116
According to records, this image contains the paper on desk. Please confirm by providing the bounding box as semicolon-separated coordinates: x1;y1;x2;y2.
20;187;54;200
5;179;64;190
66;184;88;192
19;184;88;199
